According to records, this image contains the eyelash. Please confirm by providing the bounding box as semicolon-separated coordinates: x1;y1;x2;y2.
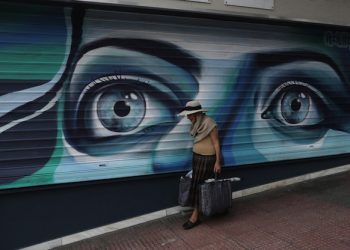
78;74;153;104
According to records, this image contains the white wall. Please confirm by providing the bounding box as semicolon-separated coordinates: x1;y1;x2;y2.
74;0;350;26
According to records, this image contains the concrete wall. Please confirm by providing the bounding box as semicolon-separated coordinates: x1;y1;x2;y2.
75;0;350;27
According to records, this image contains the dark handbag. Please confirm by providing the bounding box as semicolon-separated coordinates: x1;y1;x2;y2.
199;177;232;216
178;176;192;206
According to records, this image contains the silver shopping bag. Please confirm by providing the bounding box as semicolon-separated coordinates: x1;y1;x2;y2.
199;178;232;216
178;171;192;207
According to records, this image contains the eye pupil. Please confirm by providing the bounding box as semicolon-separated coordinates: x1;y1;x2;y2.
114;101;131;117
291;99;301;111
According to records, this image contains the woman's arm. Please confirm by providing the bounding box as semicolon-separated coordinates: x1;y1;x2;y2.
210;127;221;173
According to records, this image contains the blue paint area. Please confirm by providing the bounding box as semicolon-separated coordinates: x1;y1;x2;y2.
2;2;350;189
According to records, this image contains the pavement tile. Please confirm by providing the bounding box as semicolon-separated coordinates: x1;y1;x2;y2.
252;240;295;250
229;228;291;249
315;225;350;247
196;238;246;250
171;222;227;249
289;230;350;250
214;218;258;237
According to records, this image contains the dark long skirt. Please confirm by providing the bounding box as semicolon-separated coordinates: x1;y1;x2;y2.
189;152;216;208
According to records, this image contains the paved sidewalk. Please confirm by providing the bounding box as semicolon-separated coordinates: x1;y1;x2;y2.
55;171;350;250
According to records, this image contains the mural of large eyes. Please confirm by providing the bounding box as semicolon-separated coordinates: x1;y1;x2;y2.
262;81;326;127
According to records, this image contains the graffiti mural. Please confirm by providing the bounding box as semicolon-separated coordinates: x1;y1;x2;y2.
1;2;350;189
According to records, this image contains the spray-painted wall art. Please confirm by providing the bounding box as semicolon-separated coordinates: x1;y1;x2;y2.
1;2;350;189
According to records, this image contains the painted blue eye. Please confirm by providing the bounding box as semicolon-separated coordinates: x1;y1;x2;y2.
97;85;145;133
73;74;181;147
262;81;325;127
63;73;183;156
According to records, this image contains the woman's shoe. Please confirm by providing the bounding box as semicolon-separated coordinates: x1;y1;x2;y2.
182;219;201;230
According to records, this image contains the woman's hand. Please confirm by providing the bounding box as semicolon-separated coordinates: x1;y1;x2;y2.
214;161;221;174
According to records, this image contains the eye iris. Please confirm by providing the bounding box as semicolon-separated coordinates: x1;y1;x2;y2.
281;91;310;124
97;86;145;132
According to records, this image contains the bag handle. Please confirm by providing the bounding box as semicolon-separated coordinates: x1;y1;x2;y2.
214;172;222;181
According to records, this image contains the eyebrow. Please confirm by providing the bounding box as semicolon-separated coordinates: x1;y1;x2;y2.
252;50;346;84
77;38;201;77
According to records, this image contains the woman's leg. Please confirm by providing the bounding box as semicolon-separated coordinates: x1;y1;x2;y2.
184;153;215;229
189;207;199;223
183;207;201;229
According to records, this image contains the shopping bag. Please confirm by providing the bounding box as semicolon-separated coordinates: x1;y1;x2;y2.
199;178;232;216
178;172;192;206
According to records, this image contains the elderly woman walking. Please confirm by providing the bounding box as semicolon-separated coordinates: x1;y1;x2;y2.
178;100;222;230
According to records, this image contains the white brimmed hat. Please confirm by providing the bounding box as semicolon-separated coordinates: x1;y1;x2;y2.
178;100;207;116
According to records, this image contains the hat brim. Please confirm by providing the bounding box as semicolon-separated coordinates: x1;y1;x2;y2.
177;109;207;116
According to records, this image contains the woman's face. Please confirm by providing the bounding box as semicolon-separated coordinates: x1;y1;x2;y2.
187;113;198;124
